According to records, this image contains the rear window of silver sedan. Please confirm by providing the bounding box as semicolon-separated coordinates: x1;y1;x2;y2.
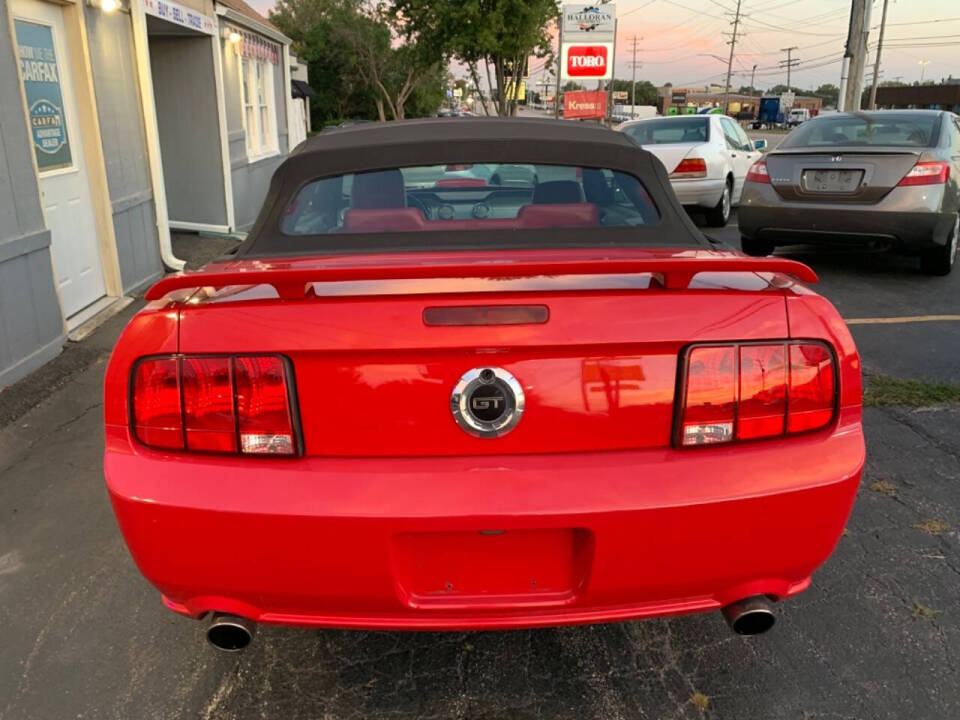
621;118;710;145
780;113;941;148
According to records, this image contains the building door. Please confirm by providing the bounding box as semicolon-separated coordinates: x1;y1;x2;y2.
13;0;106;319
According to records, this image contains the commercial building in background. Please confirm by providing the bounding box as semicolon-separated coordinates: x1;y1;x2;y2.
876;83;960;113
0;0;302;387
658;91;822;118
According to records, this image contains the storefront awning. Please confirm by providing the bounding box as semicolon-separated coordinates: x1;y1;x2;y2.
291;79;316;99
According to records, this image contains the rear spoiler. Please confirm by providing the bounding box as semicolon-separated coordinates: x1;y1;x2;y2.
145;256;817;301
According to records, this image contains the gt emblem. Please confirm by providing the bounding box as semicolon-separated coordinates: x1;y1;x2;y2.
471;395;504;411
451;368;524;438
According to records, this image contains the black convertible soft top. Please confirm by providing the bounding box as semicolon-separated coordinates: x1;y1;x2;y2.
238;118;707;257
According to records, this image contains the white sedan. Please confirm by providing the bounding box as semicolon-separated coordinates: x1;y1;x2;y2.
618;114;765;227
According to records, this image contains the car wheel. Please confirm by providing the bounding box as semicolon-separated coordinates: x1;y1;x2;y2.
705;179;732;227
920;214;958;276
740;235;775;257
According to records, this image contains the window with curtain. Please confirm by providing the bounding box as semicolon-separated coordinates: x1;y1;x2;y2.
239;54;277;159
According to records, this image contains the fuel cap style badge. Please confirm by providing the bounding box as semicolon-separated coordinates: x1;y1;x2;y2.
451;367;525;438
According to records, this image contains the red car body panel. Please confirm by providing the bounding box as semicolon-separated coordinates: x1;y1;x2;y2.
104;247;864;630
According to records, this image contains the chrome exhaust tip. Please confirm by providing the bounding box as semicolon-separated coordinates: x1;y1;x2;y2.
206;613;255;652
721;595;776;635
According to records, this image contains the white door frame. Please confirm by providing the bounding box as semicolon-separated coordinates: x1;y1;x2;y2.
128;0;184;269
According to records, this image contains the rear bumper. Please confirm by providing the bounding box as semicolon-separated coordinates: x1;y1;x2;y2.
738;183;954;249
671;178;725;208
105;409;864;630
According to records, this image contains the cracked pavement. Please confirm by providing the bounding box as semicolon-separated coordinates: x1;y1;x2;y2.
1;246;959;719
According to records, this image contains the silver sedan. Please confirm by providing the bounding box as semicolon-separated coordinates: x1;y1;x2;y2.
738;110;960;276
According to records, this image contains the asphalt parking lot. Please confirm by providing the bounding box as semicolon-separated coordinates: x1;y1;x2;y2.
1;216;959;719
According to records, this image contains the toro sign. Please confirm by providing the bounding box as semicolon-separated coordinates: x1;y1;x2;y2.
562;43;613;80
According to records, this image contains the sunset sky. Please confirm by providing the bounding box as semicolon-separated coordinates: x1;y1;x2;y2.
249;0;959;91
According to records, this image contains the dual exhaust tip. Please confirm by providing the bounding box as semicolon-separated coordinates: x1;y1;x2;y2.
205;596;775;652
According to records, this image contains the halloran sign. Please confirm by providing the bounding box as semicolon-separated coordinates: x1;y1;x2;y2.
561;43;614;80
562;4;616;39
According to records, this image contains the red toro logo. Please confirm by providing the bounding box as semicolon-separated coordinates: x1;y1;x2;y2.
566;45;608;77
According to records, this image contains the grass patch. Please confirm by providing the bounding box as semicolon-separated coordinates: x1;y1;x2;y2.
909;602;941;620
864;374;960;407
869;479;898;496
913;519;950;536
690;692;710;710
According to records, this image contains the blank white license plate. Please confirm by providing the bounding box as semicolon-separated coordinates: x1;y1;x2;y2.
803;169;863;193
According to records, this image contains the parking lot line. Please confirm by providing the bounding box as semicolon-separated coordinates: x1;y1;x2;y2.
845;315;960;325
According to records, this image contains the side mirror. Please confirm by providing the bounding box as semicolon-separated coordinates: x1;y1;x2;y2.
753;139;767;151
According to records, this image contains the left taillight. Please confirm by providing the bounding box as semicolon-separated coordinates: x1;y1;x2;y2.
131;355;298;455
677;341;836;447
670;157;708;179
745;158;770;184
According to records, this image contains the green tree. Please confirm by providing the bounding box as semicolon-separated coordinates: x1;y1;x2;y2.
610;79;657;105
270;0;445;123
390;0;559;116
813;83;839;107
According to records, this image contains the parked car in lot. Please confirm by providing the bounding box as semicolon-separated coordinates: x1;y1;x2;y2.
787;108;811;127
739;110;960;275
619;114;766;227
104;119;863;651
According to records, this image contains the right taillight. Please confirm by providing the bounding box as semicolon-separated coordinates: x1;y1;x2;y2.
897;161;949;187
132;354;298;455
745;159;770;184
670;157;708;179
678;341;835;447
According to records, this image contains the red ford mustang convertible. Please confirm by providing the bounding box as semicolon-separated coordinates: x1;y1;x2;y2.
104;119;864;651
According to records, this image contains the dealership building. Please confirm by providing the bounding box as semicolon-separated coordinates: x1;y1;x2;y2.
0;0;303;386
875;82;960;114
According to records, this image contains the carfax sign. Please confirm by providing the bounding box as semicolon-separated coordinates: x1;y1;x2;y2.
15;20;72;172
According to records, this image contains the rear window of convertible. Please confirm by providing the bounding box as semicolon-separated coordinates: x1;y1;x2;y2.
281;164;660;236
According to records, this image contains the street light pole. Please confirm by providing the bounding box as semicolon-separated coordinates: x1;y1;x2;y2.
918;59;930;83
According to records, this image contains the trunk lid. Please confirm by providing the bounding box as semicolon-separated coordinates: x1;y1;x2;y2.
766;148;921;203
637;143;702;174
173;250;795;457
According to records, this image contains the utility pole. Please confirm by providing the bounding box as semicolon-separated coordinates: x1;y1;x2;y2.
554;20;563;119
868;0;889;109
629;35;641;118
606;18;618;122
839;0;871;112
780;46;799;91
722;0;744;116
